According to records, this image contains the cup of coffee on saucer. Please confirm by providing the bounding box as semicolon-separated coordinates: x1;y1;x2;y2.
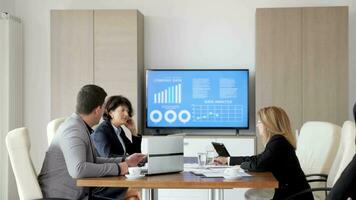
224;167;241;179
126;167;144;179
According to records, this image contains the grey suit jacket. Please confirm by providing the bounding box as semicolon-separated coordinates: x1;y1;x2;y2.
38;113;123;200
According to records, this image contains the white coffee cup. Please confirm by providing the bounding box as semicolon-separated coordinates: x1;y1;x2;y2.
224;167;240;177
128;167;141;176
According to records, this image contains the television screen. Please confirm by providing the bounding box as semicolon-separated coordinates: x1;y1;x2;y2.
146;69;249;129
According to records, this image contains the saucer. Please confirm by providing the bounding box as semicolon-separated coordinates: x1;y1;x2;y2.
223;175;241;180
125;174;145;179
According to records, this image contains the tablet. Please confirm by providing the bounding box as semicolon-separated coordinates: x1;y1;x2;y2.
212;142;230;157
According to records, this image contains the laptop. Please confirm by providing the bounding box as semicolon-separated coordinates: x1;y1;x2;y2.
141;136;184;175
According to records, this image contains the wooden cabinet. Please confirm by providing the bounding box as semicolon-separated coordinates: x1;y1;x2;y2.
94;10;144;131
51;10;94;119
51;10;144;130
256;7;348;152
256;8;303;132
302;7;348;123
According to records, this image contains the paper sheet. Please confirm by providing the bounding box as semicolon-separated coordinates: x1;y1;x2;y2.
184;164;251;178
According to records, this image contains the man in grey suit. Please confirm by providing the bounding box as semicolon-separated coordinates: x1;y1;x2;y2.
38;85;145;200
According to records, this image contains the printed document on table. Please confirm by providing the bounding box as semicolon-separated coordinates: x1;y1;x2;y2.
184;164;251;178
202;170;252;178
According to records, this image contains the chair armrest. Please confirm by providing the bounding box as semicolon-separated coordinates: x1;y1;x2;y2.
284;187;332;200
37;199;70;200
305;173;328;179
307;179;327;183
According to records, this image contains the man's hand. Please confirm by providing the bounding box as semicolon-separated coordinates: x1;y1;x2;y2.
213;156;228;165
118;162;128;175
126;153;146;167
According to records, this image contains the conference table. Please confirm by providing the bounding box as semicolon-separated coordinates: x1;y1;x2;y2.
77;171;278;200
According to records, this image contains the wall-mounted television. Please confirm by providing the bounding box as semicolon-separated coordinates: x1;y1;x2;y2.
146;69;249;129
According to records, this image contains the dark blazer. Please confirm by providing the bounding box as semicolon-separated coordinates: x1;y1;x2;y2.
91;119;142;158
327;154;356;200
230;135;313;200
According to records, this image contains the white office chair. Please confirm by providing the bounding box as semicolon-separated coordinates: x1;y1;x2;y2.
245;121;341;200
284;121;356;199
293;121;341;200
47;117;66;145
6;127;43;200
327;121;356;187
297;121;341;176
6;127;69;200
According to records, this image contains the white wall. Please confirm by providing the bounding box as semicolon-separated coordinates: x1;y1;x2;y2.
0;0;14;14
12;0;356;176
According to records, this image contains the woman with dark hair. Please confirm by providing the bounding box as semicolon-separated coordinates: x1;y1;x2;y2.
92;95;142;158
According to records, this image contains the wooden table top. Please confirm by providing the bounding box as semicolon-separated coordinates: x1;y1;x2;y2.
77;171;278;189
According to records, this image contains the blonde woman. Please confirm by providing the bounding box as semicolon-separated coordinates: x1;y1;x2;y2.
214;106;313;200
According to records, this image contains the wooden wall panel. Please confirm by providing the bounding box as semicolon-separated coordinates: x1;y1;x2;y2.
302;7;348;125
51;10;94;118
94;10;144;131
256;8;302;152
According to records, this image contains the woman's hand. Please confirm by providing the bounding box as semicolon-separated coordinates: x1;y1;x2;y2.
213;156;229;165
125;118;138;136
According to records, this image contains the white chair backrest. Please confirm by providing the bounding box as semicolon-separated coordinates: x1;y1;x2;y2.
47;117;66;145
296;121;341;175
327;121;356;186
6;127;43;200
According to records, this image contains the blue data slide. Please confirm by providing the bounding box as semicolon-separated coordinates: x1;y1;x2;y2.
146;70;249;128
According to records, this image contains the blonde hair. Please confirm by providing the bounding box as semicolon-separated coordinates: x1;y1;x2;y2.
257;106;296;149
